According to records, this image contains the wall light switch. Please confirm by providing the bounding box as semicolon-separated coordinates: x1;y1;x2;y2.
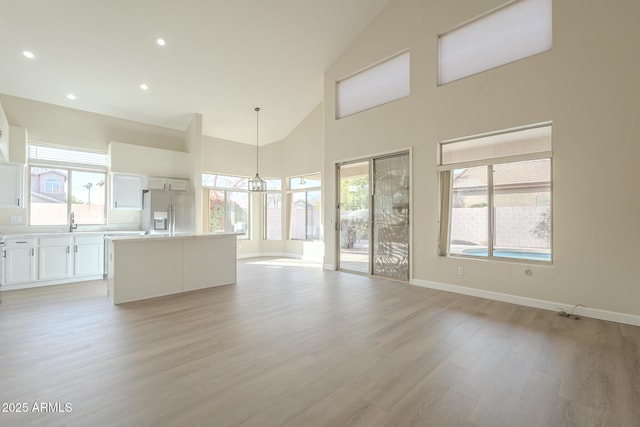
10;215;22;224
129;215;136;223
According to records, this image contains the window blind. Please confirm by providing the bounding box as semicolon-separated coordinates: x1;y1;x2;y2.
29;143;108;170
439;123;552;169
336;51;410;119
438;0;552;85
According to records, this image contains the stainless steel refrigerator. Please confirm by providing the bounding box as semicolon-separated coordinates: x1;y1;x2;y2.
141;189;195;235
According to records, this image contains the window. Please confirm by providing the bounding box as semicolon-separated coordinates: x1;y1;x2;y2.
264;179;282;240
336;51;410;119
29;143;107;226
202;174;250;238
439;124;552;262
44;178;61;193
438;0;552;85
288;174;321;240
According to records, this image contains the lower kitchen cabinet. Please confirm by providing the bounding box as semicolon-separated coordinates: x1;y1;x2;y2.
4;239;37;285
39;236;73;281
74;235;104;277
2;234;105;289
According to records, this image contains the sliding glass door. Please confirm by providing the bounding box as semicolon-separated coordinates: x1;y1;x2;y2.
337;152;410;281
338;161;370;273
372;154;410;280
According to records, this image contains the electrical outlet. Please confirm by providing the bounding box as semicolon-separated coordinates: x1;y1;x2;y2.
129;215;136;223
457;266;464;276
10;215;22;224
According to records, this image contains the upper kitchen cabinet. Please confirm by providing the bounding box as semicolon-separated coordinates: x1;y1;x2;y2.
0;163;24;208
111;173;143;210
145;176;190;191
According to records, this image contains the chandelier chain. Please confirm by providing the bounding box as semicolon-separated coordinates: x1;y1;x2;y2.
255;107;260;172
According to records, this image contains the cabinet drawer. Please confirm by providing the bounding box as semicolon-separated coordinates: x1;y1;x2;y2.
39;236;73;247
5;238;37;247
74;235;104;245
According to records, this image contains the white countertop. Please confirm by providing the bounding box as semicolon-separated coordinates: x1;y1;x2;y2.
105;232;242;242
1;231;146;239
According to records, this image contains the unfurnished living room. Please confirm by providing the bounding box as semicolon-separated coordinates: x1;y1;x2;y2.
0;0;638;426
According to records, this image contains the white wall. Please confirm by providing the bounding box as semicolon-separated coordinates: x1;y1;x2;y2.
323;0;640;317
0;94;184;152
281;103;324;178
8;126;27;164
279;104;324;259
200;105;324;259
0;100;9;162
200;135;264;256
109;142;192;178
185;114;204;232
107;141;194;227
0;95;189;227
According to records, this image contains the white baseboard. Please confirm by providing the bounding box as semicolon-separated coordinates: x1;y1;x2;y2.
1;275;104;292
237;252;323;264
411;278;640;327
323;264;335;271
237;252;286;259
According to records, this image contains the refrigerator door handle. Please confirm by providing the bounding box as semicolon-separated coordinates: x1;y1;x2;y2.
171;204;175;234
173;204;177;234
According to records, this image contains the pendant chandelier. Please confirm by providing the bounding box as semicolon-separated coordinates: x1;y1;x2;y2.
248;107;266;192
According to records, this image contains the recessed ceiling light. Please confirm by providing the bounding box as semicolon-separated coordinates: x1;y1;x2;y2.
156;38;166;46
22;50;36;59
66;93;77;100
139;83;149;91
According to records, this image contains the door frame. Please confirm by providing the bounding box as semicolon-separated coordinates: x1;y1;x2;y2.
335;147;412;281
336;159;373;276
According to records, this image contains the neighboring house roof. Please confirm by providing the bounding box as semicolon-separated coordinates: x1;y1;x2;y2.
31;169;67;179
30;191;65;203
453;160;550;189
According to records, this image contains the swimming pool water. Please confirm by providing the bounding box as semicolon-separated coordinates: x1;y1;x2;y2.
462;249;551;261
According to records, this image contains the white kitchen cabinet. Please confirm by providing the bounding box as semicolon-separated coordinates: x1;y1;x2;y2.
4;239;37;284
145;176;167;190
73;235;104;277
145;176;190;191
111;174;143;210
166;178;189;191
0;163;24;208
2;233;106;289
39;236;73;280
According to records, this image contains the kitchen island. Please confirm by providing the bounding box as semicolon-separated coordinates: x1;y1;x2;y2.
106;233;238;304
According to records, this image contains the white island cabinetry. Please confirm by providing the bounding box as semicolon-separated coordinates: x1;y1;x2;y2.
106;233;238;304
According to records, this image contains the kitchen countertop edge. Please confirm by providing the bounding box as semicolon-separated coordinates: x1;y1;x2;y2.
105;232;242;242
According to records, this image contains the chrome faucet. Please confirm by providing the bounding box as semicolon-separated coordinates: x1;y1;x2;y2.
69;211;77;232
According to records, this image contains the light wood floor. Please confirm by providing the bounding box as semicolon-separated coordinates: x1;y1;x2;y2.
0;258;638;427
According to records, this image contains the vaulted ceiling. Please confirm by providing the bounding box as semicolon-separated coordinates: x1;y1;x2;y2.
0;0;391;144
